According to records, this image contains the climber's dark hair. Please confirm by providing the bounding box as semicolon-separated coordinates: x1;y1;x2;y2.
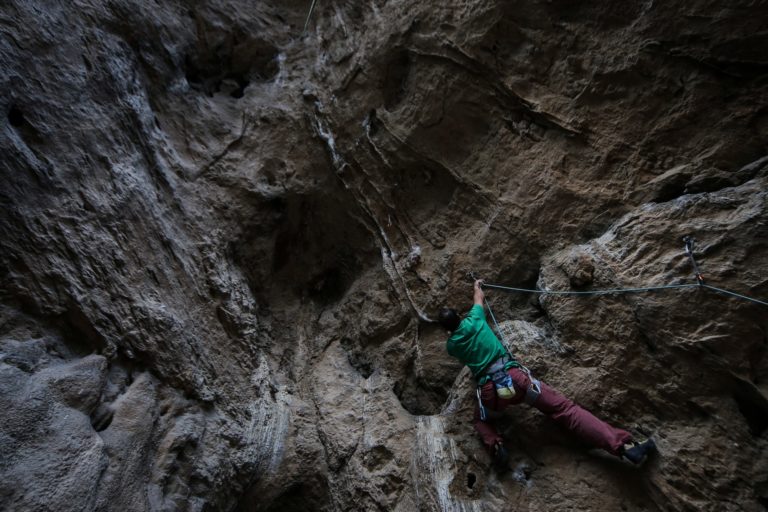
438;308;461;331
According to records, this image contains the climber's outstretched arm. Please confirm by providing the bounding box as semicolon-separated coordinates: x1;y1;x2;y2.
473;279;485;306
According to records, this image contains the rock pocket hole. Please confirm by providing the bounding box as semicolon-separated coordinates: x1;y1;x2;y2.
270;196;374;304
6;105;44;145
732;380;768;436
382;49;411;110
307;267;346;304
394;325;462;415
90;404;114;432
239;477;331;512
234;191;377;307
8;106;25;127
393;373;451;416
466;472;476;489
363;445;395;471
185;29;279;98
345;349;374;379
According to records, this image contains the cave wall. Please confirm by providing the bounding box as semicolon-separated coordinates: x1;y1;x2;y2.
1;1;767;511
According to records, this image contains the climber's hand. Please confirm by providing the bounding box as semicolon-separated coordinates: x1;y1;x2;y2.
493;441;509;470
473;280;485;305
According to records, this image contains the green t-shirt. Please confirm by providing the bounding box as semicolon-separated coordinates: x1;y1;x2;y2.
446;304;518;383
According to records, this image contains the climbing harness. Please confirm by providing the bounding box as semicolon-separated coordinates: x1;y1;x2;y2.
475;355;515;420
485;355;516;400
475;356;542;412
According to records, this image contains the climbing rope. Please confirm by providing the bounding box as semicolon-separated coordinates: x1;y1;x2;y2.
483;294;517;360
483;293;506;341
699;284;768;307
475;235;768;307
483;281;767;307
302;0;319;34
469;271;513;348
482;282;700;296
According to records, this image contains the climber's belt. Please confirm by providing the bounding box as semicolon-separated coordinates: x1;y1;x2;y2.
475;358;541;416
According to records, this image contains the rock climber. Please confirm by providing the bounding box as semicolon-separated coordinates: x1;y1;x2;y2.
439;279;656;468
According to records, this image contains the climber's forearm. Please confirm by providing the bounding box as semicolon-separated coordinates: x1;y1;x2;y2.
473;279;485;306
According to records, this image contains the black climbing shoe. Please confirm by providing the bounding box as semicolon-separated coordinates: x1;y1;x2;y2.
621;438;656;466
493;442;510;471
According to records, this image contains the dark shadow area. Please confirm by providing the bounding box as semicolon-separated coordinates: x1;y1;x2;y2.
51;304;108;356
233;190;378;306
307;267;347;304
5;103;44;146
363;445;395;471
394;370;452;416
466;472;476;489
90;403;114;432
394;378;449;416
393;322;462;415
185;25;278;98
494;264;543;314
237;476;332;512
390;159;459;230
8;105;25;127
345;349;374;379
382;49;411;110
262;483;328;512
732;376;768;436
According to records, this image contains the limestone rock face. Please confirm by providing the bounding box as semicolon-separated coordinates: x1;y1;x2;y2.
1;1;767;511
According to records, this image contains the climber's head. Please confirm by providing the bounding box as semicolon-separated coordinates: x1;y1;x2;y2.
438;308;461;332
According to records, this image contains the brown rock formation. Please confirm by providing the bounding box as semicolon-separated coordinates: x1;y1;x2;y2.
1;1;766;510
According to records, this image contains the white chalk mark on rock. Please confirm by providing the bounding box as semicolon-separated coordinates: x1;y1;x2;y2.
413;416;481;512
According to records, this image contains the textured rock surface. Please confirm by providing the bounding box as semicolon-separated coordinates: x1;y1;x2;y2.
1;1;767;510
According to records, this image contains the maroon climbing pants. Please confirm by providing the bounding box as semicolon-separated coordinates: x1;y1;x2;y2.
473;368;631;456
